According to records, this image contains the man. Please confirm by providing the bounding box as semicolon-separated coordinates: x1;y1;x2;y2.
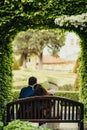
19;77;44;126
19;76;37;99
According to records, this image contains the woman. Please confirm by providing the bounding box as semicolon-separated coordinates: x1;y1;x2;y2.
34;84;53;96
34;84;60;130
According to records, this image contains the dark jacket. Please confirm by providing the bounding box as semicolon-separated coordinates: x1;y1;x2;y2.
19;86;37;98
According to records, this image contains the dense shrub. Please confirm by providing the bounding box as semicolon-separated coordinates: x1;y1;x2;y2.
0;121;3;130
3;120;51;130
58;84;73;91
12;89;79;101
55;91;79;101
12;90;20;100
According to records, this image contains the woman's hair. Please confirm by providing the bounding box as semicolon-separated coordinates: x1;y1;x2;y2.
34;84;49;96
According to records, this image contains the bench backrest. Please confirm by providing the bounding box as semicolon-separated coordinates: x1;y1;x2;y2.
7;95;84;124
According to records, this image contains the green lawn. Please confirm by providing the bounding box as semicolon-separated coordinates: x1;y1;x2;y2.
13;68;76;91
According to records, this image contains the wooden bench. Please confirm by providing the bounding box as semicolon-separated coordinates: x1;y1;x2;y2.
6;95;84;130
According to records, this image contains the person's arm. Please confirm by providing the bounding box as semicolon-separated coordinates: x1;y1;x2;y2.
48;90;55;95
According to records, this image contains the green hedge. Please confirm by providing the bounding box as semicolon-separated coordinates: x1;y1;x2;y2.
12;90;20;100
55;91;79;102
12;89;79;102
0;0;87;122
0;121;3;130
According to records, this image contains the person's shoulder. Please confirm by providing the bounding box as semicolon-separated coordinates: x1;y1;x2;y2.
21;86;27;91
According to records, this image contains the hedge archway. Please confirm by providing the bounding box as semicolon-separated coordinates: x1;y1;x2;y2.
0;0;87;121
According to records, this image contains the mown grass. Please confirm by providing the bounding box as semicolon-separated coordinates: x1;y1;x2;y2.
13;68;76;91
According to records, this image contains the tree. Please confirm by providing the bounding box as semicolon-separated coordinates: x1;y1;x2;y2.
13;30;33;68
13;29;64;69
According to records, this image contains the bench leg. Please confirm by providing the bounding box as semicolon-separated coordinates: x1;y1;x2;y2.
78;122;84;130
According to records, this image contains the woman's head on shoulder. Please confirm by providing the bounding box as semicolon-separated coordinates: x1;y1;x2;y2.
34;84;48;96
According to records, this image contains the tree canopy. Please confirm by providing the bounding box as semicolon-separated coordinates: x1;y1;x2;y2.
13;29;64;68
12;29;64;66
0;0;87;40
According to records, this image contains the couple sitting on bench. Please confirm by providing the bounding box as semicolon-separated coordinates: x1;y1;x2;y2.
7;76;84;130
19;76;60;129
19;76;52;99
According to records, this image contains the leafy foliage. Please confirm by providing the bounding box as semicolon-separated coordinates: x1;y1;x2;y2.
55;13;87;31
13;29;64;55
0;0;87;122
3;120;51;130
0;121;3;130
13;29;64;68
55;13;87;119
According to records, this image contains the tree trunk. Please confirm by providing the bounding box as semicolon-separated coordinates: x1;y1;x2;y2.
21;48;28;68
38;52;43;69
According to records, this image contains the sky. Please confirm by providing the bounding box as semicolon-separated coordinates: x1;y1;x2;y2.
43;32;80;61
58;32;80;61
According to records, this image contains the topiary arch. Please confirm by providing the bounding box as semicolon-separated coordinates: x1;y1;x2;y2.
0;0;87;122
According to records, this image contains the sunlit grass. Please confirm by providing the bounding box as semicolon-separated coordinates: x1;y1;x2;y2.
13;68;76;90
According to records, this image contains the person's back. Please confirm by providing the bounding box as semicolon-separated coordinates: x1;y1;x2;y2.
19;76;37;99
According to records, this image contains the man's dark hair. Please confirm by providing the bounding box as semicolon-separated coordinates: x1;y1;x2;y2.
28;76;37;86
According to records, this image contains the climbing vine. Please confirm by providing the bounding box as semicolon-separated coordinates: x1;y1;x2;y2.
55;13;87;119
0;0;87;122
